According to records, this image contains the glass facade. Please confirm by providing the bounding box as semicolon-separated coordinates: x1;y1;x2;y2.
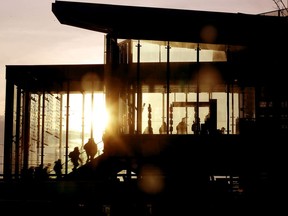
5;38;276;180
118;39;241;136
8;85;106;178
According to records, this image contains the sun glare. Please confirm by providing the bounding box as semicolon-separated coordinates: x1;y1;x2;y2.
91;103;109;138
67;93;108;150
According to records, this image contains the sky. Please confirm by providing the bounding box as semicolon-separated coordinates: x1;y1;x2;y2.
0;0;280;118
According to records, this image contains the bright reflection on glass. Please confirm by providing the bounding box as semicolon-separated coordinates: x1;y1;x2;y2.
66;93;107;153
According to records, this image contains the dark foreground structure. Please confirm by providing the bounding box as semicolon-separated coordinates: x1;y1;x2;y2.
2;1;288;215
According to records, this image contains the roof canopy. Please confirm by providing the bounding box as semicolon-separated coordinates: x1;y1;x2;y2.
52;1;288;46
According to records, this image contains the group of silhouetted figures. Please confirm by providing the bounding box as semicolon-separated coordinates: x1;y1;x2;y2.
69;137;98;171
176;115;225;135
21;138;98;181
22;161;62;181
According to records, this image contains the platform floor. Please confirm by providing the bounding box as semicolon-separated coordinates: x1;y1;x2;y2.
0;179;285;215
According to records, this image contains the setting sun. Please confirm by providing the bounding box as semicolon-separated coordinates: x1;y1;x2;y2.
66;93;108;151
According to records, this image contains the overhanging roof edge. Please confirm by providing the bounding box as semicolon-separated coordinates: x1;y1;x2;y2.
52;1;288;45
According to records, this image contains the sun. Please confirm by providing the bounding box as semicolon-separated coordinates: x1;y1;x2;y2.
67;93;108;149
91;101;109;138
83;93;108;142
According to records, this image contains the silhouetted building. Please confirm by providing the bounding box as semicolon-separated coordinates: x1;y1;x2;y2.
2;1;288;214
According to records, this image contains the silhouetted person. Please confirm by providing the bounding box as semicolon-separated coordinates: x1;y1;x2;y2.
69;147;82;171
34;164;49;181
159;121;167;134
220;127;225;134
53;159;63;180
21;166;35;181
143;126;153;134
27;166;35;179
202;112;214;134
84;138;98;163
176;117;187;134
192;117;200;134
